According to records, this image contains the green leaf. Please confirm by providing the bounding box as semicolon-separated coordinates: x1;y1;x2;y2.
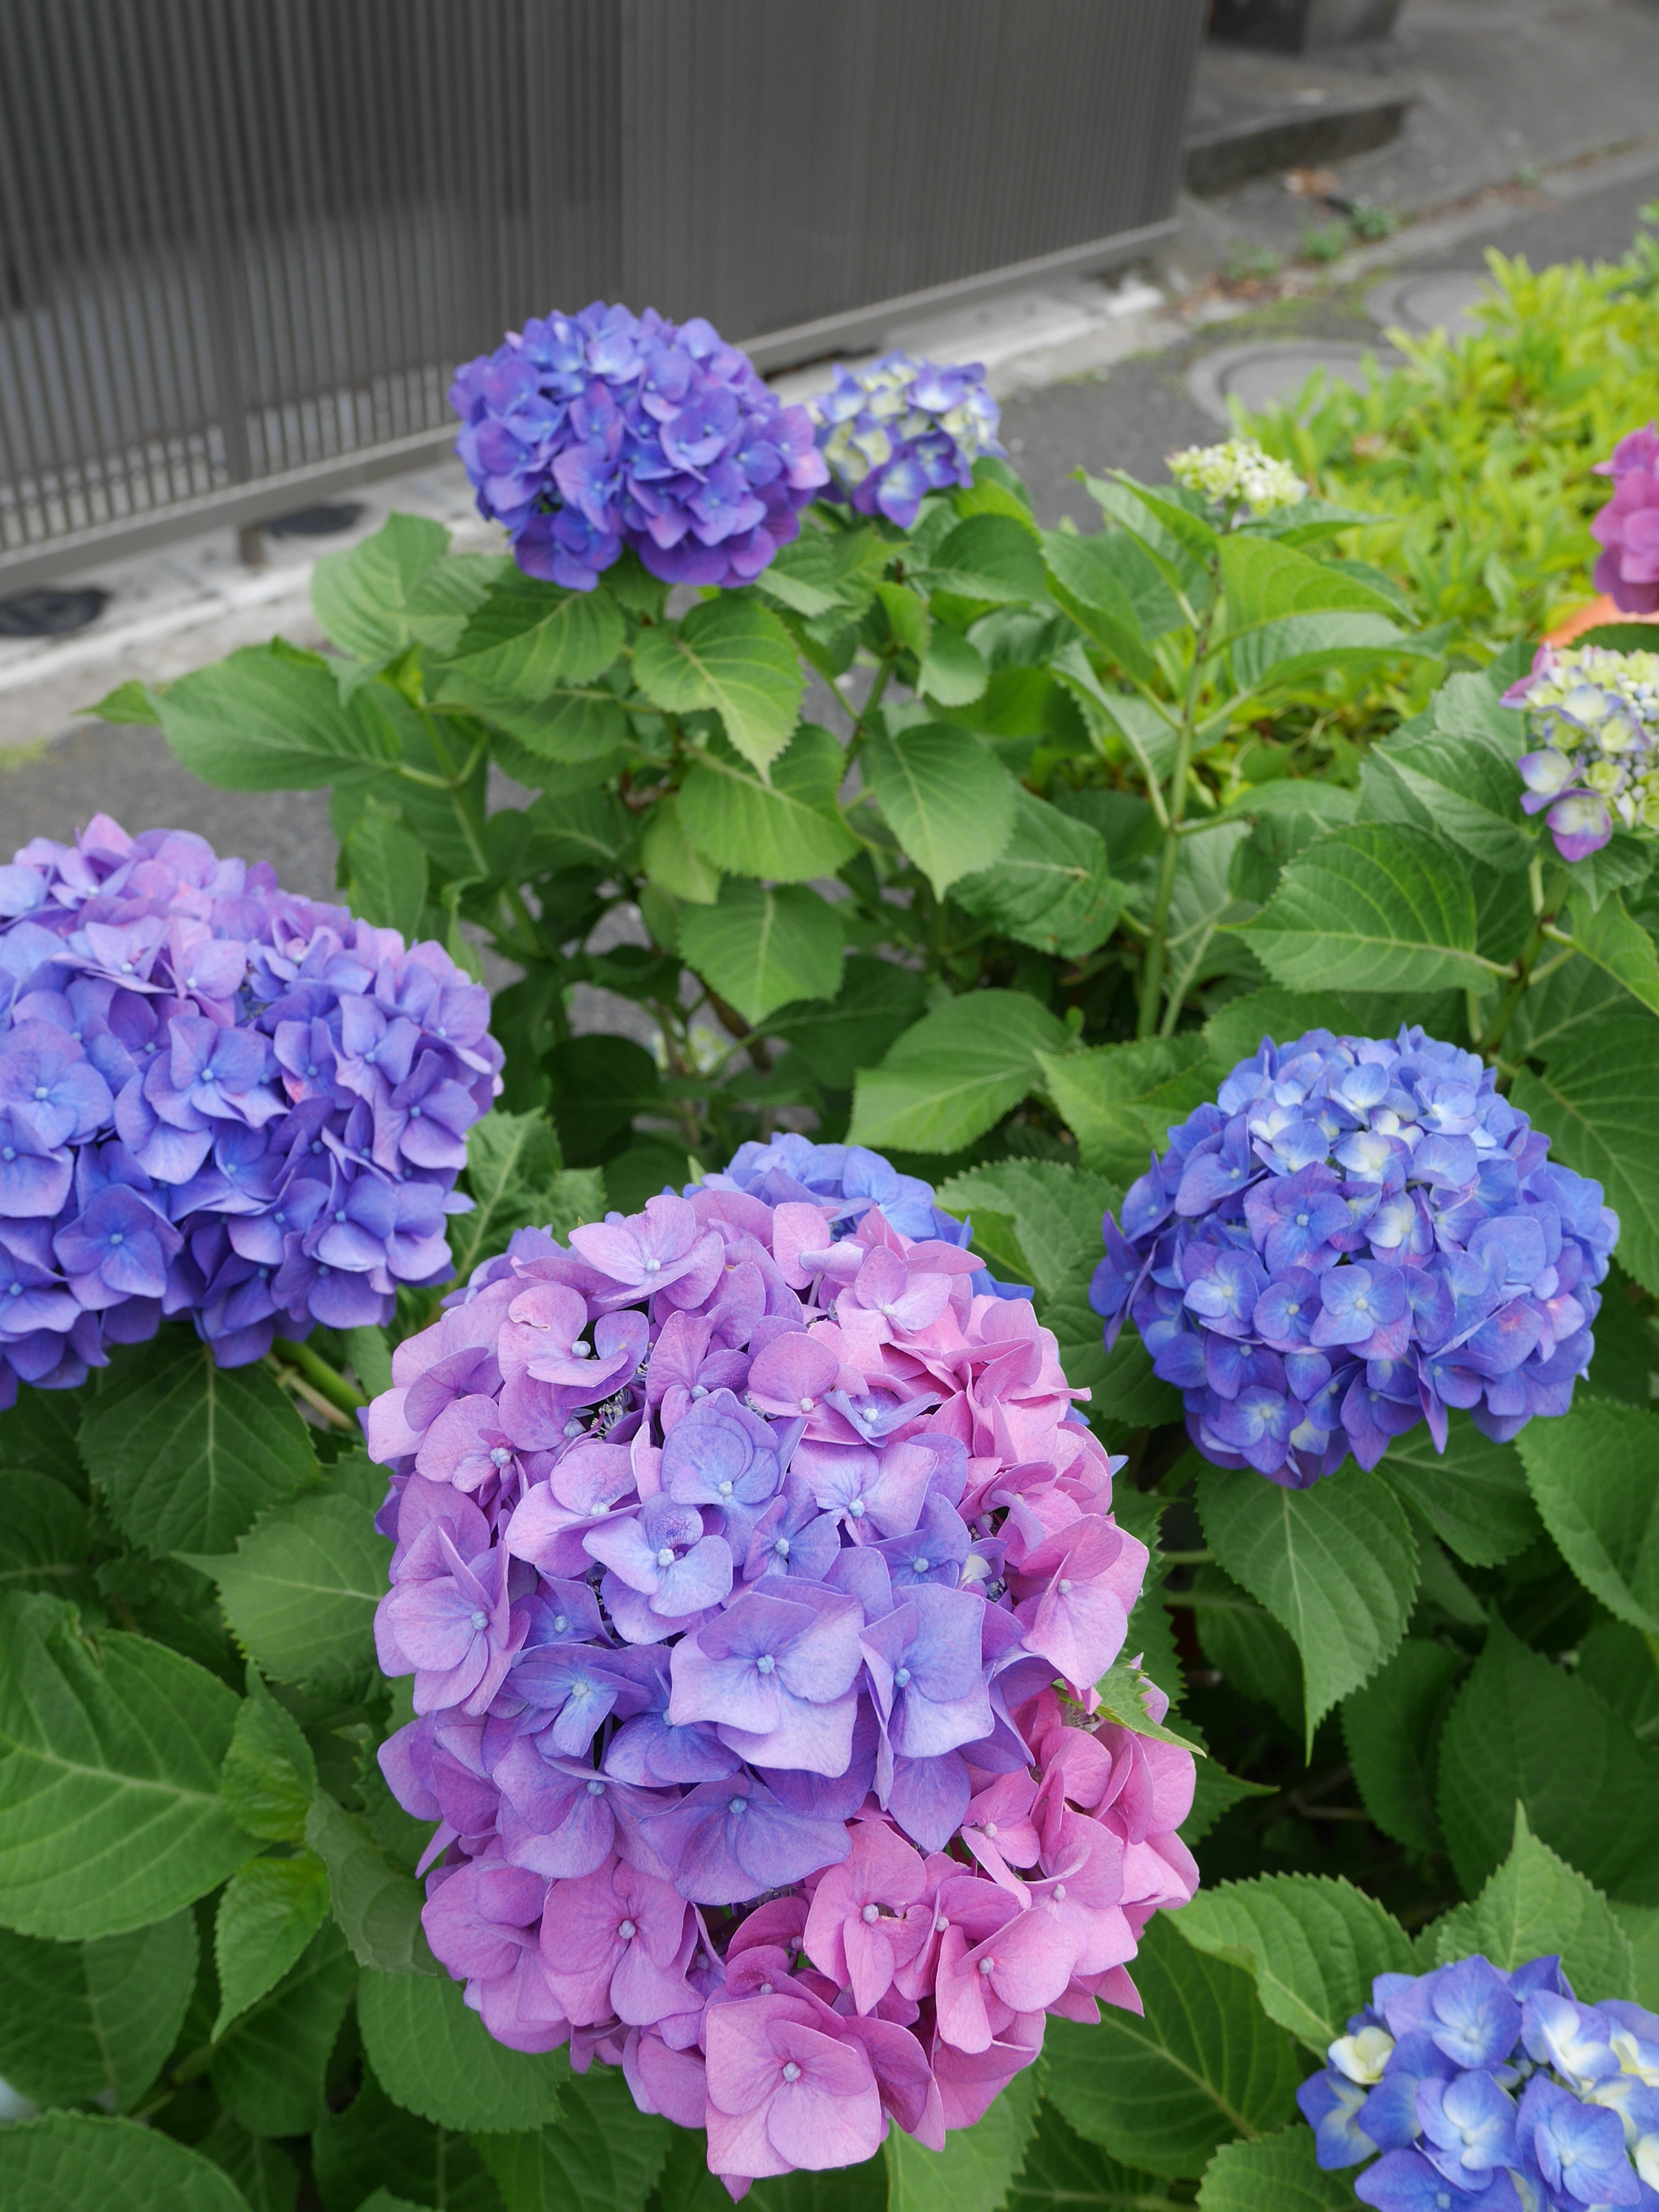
0;2114;253;2212
1159;821;1257;1013
1036;1035;1214;1184
847;991;1069;1154
1197;1466;1419;1751
311;515;501;661
885;2069;1041;2212
546;1036;663;1167
1184;1754;1277;1847
197;2116;299;2212
0;1473;90;1598
191;1465;393;1695
753;519;890;620
210;1922;356;2138
633;595;805;777
1511;1016;1659;1296
1055;1314;1185;1434
1230;612;1424;697
213;1851;332;2037
0;1910;197;2111
1186;1565;1304;1734
759;956;928;1091
933;1159;1121;1303
1519;1395;1659;1634
678;725;857;880
1376;1415;1541;1567
451;1109;603;1281
1085;474;1216;607
952;790;1126;959
921;513;1049;604
450;568;626;695
1006;2099;1179;2212
1042;1911;1303;2179
0;1591;251;1939
1566;889;1659;1017
1093;1655;1206;1755
1197;2128;1354;2212
477;2063;674;2212
346;800;429;938
1342;1638;1468;1852
82;677;165;727
918;626;990;706
1618;1904;1659;2008
79;1333;318;1559
1437;1618;1659;1901
678;880;844;1025
1432;1805;1636;2002
439;664;631;764
358;1963;568;2133
1557;830;1655;915
304;1792;435;1976
312;2066;501;2212
1172;1874;1414;2054
876;580;932;660
640;795;723;903
1358;723;1532;874
1042;530;1181;681
863;722;1017;896
1221;532;1406;628
220;1667;318;1842
1237;824;1491;995
162;643;401;790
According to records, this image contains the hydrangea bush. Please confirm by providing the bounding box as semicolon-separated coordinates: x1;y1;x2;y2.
1090;1024;1618;1484
0;815;499;1405
369;1146;1195;2183
5;324;1658;2212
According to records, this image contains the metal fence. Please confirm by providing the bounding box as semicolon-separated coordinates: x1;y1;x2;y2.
0;0;1205;585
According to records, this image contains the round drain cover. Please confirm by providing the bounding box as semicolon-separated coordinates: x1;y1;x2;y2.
266;501;365;538
0;586;110;639
1187;341;1395;427
1367;271;1490;339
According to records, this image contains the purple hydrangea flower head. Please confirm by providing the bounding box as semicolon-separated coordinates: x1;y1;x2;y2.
806;354;1003;530
1301;1953;1659;2210
1591;421;1659;617
0;815;502;1407
1090;1025;1619;1484
449;302;829;590
368;1147;1198;2187
1503;641;1659;859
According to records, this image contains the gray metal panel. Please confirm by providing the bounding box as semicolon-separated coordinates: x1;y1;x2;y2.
0;0;1203;577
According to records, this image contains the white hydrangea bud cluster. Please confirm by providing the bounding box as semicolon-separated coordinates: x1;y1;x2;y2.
1167;437;1307;519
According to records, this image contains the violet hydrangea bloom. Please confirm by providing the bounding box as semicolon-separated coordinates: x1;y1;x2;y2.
1502;641;1659;860
1090;1026;1618;1486
370;1144;1197;2190
449;302;828;591
1592;421;1659;618
0;815;501;1407
806;354;1003;530
1297;1952;1659;2211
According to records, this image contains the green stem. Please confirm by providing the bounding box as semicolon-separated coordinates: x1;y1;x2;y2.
271;1338;367;1416
1137;589;1218;1039
1479;865;1572;1059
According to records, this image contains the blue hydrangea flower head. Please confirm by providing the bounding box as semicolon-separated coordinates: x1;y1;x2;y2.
806;353;1003;529
1297;1954;1659;2210
0;814;501;1405
1089;1025;1619;1485
449;302;829;590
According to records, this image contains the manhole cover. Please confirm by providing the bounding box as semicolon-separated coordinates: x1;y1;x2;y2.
266;501;365;538
1367;271;1490;339
1187;340;1396;427
0;586;110;639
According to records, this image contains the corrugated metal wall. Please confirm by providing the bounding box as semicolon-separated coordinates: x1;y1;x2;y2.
0;0;1204;579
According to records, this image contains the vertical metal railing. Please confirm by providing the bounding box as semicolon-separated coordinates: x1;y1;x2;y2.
0;0;1203;582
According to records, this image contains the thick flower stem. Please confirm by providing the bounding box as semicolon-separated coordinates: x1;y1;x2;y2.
1137;594;1217;1039
271;1337;368;1416
1479;865;1573;1059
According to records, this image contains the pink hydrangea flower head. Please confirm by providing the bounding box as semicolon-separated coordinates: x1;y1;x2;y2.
372;1146;1197;2187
